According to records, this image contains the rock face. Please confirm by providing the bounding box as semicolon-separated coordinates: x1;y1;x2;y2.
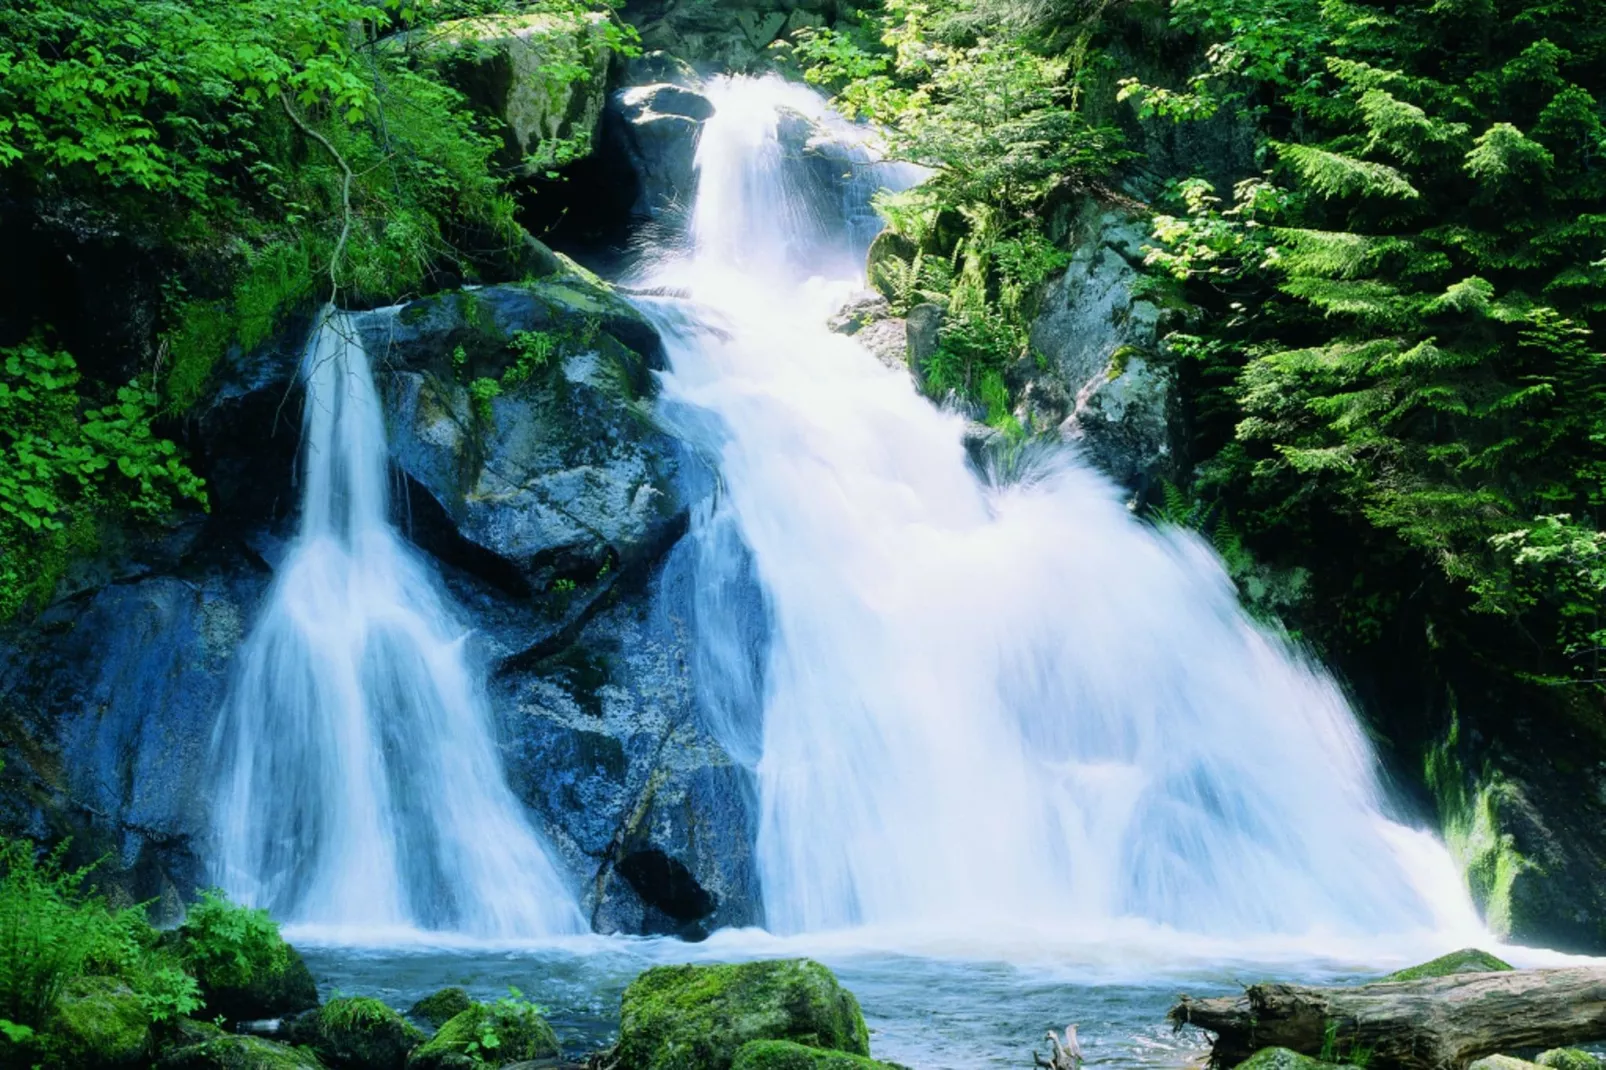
423;12;615;175
1023;202;1179;492
610;75;716;223
0;256;761;936
621;0;837;70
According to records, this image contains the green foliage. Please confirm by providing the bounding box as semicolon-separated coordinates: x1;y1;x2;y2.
178;890;289;992
411;989;559;1069
1138;0;1606;694
0;338;205;620
796;0;1123;423
1317;1019;1374;1068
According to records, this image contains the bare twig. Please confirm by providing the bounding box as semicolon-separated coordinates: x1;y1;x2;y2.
280;91;355;301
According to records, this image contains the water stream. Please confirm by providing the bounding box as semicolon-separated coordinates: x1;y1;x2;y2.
215;72;1514;1067
210;312;582;938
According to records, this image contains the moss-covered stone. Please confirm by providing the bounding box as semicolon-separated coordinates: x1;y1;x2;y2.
1232;1049;1347;1069
1382;948;1514;982
158;1034;325;1069
408;987;474;1029
51;975;153;1067
286;996;425;1069
732;1039;898;1070
192;942;320;1024
406;1000;560;1070
1469;1057;1544;1070
1537;1050;1604;1070
613;960;871;1070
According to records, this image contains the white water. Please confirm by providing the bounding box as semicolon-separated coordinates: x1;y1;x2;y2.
210;311;583;939
636;75;1484;945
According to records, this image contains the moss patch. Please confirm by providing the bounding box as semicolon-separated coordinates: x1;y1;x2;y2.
1383;948;1513;982
51;975;152;1067
408;987;474;1029
1537;1051;1604;1070
157;1034;324;1069
733;1040;899;1070
291;995;423;1068
408;999;559;1069
614;960;871;1070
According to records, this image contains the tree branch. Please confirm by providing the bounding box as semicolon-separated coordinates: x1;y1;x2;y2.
280;91;354;301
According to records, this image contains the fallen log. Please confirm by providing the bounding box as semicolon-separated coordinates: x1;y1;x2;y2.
1169;966;1606;1070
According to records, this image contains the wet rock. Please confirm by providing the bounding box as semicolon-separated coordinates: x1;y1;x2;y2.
409;988;474;1029
1382;948;1512;982
1024;202;1179;491
158;1035;325;1070
285;997;424;1069
408;1001;559;1069
608;79;715;223
613;960;871;1070
623;0;835;70
52;976;152;1068
903;303;943;376
420;12;614;175
828;290;909;376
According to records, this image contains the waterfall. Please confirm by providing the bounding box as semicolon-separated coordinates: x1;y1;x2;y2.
640;76;1481;940
210;310;582;939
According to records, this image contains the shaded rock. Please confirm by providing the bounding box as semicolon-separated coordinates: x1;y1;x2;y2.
409;988;474;1029
408;1001;559;1069
613;960;870;1070
733;1040;899;1070
421;13;613;175
608;80;714;222
622;0;835;70
1024;202;1179;490
52;976;152;1068
186;941;320;1026
903;303;943;375
1383;948;1513;982
158;1035;325;1070
285;997;424;1069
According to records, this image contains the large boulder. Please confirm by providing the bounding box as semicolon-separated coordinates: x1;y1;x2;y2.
613;960;871;1070
285;997;425;1069
1023;202;1180;492
421;12;615;175
609;79;716;223
407;1000;559;1069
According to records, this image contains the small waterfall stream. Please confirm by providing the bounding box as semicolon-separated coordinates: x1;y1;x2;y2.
639;75;1481;941
210;311;582;939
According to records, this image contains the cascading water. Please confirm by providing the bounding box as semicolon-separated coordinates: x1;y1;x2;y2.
210;311;582;939
639;75;1482;942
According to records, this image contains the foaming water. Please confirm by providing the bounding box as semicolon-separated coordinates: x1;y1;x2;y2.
634;74;1485;945
210;310;582;938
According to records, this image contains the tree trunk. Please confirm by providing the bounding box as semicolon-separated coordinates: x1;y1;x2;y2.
1169;967;1606;1070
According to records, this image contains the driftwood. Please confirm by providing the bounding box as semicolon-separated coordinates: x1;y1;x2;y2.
1169;966;1606;1070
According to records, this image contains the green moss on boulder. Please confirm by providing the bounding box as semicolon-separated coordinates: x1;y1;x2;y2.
1537;1050;1604;1070
1383;948;1514;982
51;975;152;1067
406;999;559;1069
732;1039;899;1069
614;960;871;1070
176;894;320;1023
287;996;424;1069
1233;1049;1347;1069
409;987;475;1029
158;1034;325;1069
1469;1057;1544;1070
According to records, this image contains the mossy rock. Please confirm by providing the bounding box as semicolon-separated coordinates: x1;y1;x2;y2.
196;943;320;1024
732;1039;899;1070
1469;1057;1544;1070
1382;948;1514;982
158;1034;326;1069
1233;1049;1347;1069
409;988;475;1029
613;960;871;1070
286;996;425;1069
51;975;153;1067
406;1001;559;1069
1538;1050;1604;1070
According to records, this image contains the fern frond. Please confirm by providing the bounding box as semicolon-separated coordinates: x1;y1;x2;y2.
1274;141;1421;200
